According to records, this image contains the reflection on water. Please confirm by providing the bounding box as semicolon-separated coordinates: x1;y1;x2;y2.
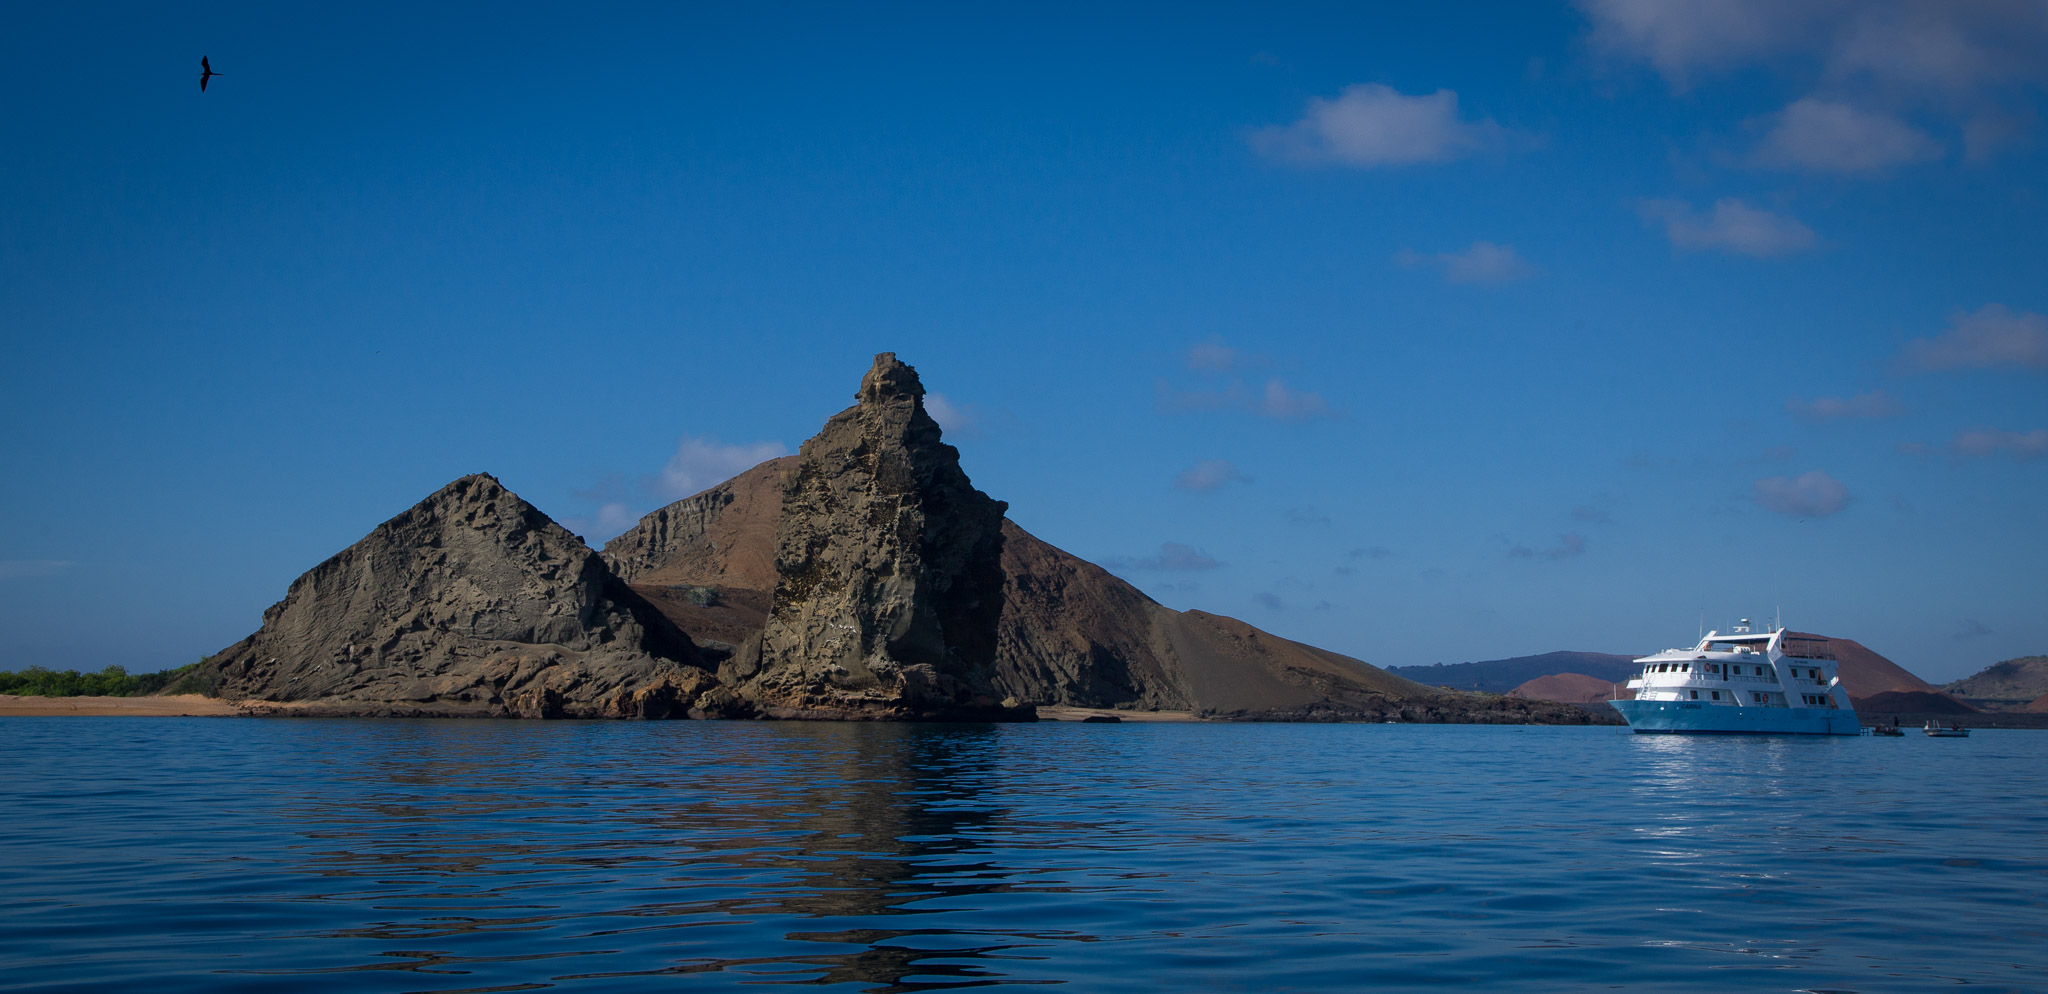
254;724;1097;991
3;720;2046;993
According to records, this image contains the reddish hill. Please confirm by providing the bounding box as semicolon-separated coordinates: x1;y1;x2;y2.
602;458;1603;724
1510;673;1619;704
1780;631;1936;703
2027;693;2048;713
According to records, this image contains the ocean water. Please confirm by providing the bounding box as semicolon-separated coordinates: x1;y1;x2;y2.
2;719;2044;993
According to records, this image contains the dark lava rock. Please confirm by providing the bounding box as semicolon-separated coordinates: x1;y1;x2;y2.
197;474;715;717
722;353;1030;721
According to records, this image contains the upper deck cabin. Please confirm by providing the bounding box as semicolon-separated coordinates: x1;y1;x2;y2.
1623;619;1848;709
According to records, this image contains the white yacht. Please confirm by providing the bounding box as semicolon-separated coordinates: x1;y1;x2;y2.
1609;619;1861;735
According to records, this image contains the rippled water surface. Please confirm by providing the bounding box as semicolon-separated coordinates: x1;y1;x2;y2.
4;719;2046;993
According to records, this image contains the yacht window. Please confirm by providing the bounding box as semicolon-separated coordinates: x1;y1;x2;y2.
1711;691;1721;700
1689;690;1698;700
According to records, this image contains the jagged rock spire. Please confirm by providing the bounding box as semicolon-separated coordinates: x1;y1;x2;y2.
730;353;1024;719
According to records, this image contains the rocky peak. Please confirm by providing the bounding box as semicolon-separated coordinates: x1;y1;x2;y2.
196;473;713;717
858;351;925;408
729;353;1025;719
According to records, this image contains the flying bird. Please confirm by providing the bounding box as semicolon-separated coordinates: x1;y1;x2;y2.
200;56;221;92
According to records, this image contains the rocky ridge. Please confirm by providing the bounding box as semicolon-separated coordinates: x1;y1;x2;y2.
599;359;1604;726
196;474;713;717
718;353;1023;720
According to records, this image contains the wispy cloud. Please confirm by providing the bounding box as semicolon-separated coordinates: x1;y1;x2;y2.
1750;98;1942;172
648;436;790;501
1577;0;2048;95
1393;241;1539;284
1252;592;1284;610
1787;389;1904;420
923;392;982;437
1638;197;1817;257
1103;542;1226;572
1347;546;1393;560
0;560;72;580
1953;427;2048;460
1174;459;1250;493
1183;336;1257;373
1250;83;1506;167
1257;379;1336;420
1901;304;2048;372
1753;469;1850;517
1157;377;1338;421
1508;533;1588;561
1570;505;1612;523
1954;618;1993;641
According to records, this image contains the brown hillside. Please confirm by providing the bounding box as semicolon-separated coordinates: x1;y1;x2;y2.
604;459;1592;722
1510;673;1618;704
1944;656;2048;700
1783;631;1935;700
2027;693;2048;713
605;455;796;592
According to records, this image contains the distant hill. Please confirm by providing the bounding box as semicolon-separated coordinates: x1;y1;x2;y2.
1944;655;2048;702
1389;652;1641;695
1404;634;1938;708
1509;673;1619;704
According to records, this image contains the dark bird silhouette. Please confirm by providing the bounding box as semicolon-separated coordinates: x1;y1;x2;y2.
200;56;221;92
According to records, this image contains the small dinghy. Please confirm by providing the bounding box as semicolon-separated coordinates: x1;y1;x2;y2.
1923;721;1970;738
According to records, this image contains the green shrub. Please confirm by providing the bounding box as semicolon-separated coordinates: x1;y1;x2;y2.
0;659;213;698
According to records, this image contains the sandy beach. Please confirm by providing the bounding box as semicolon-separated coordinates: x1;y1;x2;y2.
0;695;241;717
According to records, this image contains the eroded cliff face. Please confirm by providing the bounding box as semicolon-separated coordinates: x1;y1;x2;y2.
200;474;715;717
721;353;1026;720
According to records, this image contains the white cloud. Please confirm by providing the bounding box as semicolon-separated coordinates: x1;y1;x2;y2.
0;560;72;580
1577;0;1831;86
1258;378;1336;420
1578;0;2048;93
593;503;639;533
1902;304;2048;371
923;392;981;436
1157;377;1338;421
1751;98;1943;172
1394;241;1539;284
1578;1;2048;161
1185;337;1242;372
1174;459;1249;493
647;436;790;501
1787;389;1904;419
1252;592;1284;610
1251;84;1504;167
1104;542;1226;572
1828;3;2048;93
1753;469;1850;517
1638;198;1817;257
1953;427;2048;459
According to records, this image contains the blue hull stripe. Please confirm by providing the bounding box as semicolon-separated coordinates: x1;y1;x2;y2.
1609;699;1862;736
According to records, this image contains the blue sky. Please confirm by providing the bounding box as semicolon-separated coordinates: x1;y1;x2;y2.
3;2;2043;683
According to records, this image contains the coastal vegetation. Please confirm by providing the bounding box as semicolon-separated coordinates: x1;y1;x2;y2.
0;661;216;698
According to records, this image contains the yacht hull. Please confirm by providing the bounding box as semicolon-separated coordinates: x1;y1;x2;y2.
1609;699;1862;735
